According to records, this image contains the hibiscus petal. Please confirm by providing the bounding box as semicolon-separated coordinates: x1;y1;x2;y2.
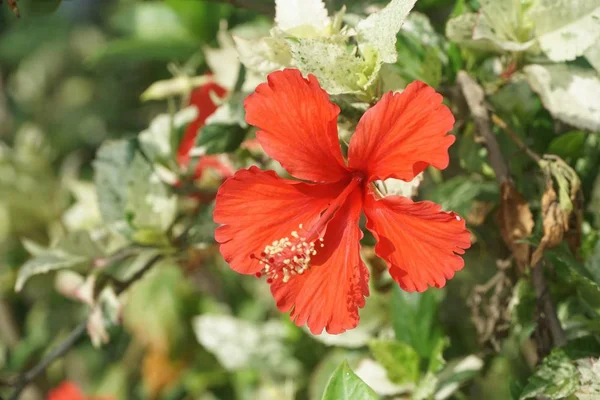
270;188;370;334
177;82;227;166
47;382;86;400
348;81;455;182
364;191;470;292
245;69;349;183
214;166;346;275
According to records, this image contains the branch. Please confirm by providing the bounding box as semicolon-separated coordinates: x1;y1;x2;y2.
6;253;163;399
532;261;568;350
457;72;510;184
8;321;87;400
457;70;566;355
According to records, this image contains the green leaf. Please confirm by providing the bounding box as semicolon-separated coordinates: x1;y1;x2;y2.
390;286;443;359
520;349;579;400
288;38;380;95
356;0;418;63
427;337;449;374
547;131;587;159
435;355;484;400
321;361;380;400
525;64;600;132
125;153;177;235
425;176;498;217
234;35;290;76
15;251;86;292
530;0;600;62
93;139;136;224
16;231;106;292
446;0;536;53
139;107;197;163
369;340;420;384
413;372;438;400
197;123;247;155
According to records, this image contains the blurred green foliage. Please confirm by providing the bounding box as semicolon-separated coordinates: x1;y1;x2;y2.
1;0;600;399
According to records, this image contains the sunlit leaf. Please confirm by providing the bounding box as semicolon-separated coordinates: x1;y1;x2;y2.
369;340;420;384
390;286;443;360
275;0;330;35
520;349;579;399
321;361;379;400
531;0;600;62
356;0;418;63
93;139;136;224
525;64;600;132
288;38;379;95
125;153;177;235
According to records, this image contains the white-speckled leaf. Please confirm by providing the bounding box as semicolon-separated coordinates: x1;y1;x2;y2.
354;359;412;396
139;107;197;163
585;42;600;74
531;0;600;62
446;0;536;52
375;174;423;198
126;152;177;233
356;0;418;63
192;315;261;370
234;35;289;76
525;64;600;131
288;39;380;95
575;358;600;399
275;0;330;35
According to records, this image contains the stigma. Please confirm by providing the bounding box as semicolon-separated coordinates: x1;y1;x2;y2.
252;224;325;284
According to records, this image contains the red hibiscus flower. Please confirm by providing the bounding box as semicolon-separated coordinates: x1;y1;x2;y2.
214;69;471;334
47;381;112;400
177;81;233;182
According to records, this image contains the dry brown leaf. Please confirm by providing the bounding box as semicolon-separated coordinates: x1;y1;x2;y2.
531;156;584;265
497;181;534;271
531;183;569;266
142;347;185;399
2;0;20;17
467;201;494;226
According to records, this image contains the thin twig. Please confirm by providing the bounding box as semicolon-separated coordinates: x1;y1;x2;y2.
457;72;510;184
6;254;163;399
457;70;566;355
491;114;542;163
532;261;568;350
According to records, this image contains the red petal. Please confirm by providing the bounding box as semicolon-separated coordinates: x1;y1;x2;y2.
177;82;227;166
245;69;348;183
270;188;369;334
47;382;85;400
214;167;346;275
364;191;470;292
348;81;455;182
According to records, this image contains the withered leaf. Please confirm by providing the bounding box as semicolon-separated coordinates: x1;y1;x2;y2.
497;181;534;271
531;182;569;266
532;156;583;265
2;0;20;17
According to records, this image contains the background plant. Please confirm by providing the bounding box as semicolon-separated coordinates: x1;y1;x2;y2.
1;0;600;399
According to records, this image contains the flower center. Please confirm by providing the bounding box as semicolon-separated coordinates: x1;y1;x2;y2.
253;225;325;283
252;174;363;284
